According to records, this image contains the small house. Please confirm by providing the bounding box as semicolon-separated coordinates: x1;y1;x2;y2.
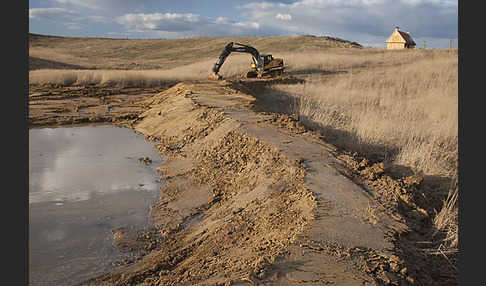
386;27;416;49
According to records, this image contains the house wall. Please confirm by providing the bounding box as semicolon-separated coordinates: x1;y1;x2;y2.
386;42;405;49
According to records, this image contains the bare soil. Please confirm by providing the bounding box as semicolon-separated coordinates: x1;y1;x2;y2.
29;84;175;128
29;77;457;286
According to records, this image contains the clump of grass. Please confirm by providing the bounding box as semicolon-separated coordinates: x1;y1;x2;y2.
433;174;458;253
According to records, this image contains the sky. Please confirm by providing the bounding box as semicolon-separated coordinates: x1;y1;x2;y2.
29;0;458;49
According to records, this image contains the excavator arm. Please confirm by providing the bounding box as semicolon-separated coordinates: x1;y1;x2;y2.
212;42;260;75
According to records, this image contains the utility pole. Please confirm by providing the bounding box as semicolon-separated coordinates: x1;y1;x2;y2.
450;39;454;49
423;40;426;49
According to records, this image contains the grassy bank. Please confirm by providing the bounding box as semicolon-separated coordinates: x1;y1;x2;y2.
274;50;458;178
268;49;458;254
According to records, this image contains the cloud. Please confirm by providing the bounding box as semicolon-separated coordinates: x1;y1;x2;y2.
54;0;100;10
85;15;111;23
29;8;75;20
276;13;292;20
29;0;457;48
29;7;111;32
116;13;201;32
238;0;457;46
53;0;146;11
115;12;261;37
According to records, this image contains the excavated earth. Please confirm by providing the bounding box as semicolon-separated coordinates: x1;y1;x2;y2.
29;78;458;286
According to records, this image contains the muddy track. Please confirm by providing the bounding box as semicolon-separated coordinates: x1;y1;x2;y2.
29;79;457;286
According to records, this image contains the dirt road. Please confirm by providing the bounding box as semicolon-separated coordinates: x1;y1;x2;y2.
29;79;457;286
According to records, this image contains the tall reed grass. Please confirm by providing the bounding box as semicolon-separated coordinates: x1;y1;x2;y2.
273;51;458;178
28;55;256;86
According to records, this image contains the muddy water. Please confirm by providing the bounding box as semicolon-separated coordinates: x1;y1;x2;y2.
29;125;163;286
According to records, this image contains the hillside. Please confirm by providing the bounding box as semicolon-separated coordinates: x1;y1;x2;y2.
28;33;362;70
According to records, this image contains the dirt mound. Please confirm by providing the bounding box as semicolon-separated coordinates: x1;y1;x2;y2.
81;82;316;285
335;152;458;285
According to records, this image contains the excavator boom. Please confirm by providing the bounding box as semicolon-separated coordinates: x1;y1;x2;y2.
211;42;284;79
212;42;260;75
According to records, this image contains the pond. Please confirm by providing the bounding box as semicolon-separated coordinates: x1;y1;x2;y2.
29;125;163;286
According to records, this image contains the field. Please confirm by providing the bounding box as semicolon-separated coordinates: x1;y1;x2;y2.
29;33;459;285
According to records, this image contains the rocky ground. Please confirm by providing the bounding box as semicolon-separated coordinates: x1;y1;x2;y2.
29;78;458;286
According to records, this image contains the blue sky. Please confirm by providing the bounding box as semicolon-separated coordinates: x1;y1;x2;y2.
29;0;458;49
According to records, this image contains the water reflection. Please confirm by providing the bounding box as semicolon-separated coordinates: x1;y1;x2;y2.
29;125;163;286
29;125;162;203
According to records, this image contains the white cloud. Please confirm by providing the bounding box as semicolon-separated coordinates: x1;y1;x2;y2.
215;17;228;24
276;13;292;21
54;0;102;10
116;13;202;32
238;0;457;46
30;0;457;48
53;0;160;12
65;22;83;30
399;0;457;6
29;8;73;19
29;7;111;29
234;21;260;29
115;12;261;37
85;15;110;23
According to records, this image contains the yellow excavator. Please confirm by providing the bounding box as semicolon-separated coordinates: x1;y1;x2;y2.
210;42;285;80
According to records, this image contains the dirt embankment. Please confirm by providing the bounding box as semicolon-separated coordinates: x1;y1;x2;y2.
29;78;457;286
75;81;315;285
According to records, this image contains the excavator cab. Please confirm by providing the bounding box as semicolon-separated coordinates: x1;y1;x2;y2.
251;54;272;69
262;54;273;65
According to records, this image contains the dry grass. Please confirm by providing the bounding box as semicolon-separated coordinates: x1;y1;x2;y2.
29;33;361;70
272;50;458;178
268;49;458;257
28;55;256;86
29;67;206;87
433;176;458;252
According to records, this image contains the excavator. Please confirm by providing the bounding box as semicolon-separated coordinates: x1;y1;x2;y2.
210;42;285;80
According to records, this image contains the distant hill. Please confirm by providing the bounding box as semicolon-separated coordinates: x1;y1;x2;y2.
29;33;362;70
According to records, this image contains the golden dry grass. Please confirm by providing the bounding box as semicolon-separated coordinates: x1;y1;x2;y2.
433;177;458;251
267;49;458;256
272;50;458;178
28;55;255;86
29;33;361;70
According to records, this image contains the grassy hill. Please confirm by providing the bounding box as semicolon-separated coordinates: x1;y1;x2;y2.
29;33;362;70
